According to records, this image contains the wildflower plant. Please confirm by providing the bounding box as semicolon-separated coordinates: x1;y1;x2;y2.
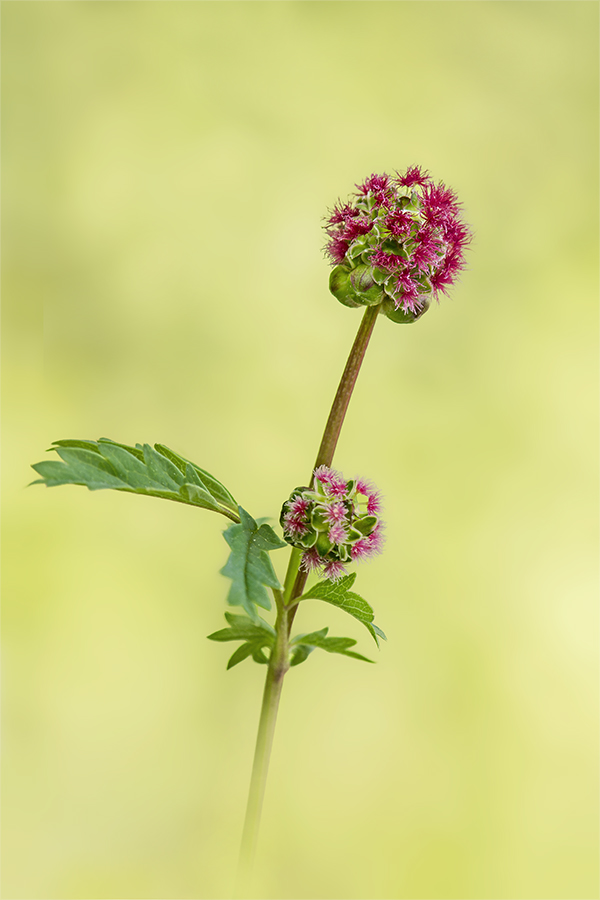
31;167;471;894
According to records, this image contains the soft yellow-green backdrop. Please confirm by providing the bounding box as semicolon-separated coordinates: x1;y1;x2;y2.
2;2;598;898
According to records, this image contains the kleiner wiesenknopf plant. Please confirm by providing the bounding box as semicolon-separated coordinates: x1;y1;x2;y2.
31;166;471;896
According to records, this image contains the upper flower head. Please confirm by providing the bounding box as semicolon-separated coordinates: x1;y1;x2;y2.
279;467;385;581
324;166;472;324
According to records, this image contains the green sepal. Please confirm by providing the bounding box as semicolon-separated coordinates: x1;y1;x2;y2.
329;266;364;309
354;515;378;536
31;438;240;520
315;532;333;556
349;265;385;307
381;296;426;325
300;573;386;646
348;238;368;259
298;529;318;549
372;267;389;286
220;507;286;619
311;509;329;531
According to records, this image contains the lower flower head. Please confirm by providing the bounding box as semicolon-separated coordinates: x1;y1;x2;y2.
325;166;472;324
280;466;385;581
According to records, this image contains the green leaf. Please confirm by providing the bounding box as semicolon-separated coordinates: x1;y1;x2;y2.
154;444;238;513
289;644;315;667
206;612;275;642
31;438;240;521
227;640;270;669
226;642;259;669
300;573;387;646
220;507;286;619
207;612;275;669
291;627;374;664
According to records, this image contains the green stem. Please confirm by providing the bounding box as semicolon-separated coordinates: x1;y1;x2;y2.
235;304;380;892
235;603;290;897
287;302;381;625
313;303;380;471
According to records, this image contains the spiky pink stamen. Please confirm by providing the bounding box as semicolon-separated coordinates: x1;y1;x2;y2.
351;538;372;562
421;183;461;226
356;173;390;196
385;210;413;238
327;478;348;499
300;549;322;574
325;501;347;523
355;477;374;497
328;523;348;545
322;560;347;581
343;216;373;242
396;165;431;187
371;249;405;272
328;234;350;265
314;465;336;485
366;492;382;515
289;496;309;517
366;523;385;555
327;202;360;226
283;512;308;538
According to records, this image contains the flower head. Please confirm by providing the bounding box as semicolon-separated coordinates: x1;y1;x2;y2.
280;467;385;581
324;166;472;323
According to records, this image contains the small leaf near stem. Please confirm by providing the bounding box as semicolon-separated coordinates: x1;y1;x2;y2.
220;508;286;620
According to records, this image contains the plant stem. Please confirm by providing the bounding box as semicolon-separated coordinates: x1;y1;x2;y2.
313;303;380;471
287;302;381;624
235;304;380;894
235;603;290;897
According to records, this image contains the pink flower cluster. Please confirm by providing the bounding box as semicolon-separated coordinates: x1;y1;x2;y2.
325;167;471;323
280;465;384;581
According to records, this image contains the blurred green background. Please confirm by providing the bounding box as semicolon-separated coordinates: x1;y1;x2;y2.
2;2;598;898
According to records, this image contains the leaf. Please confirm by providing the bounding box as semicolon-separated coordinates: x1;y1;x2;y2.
290;627;374;664
227;641;270;669
300;573;387;646
206;612;275;642
207;612;275;670
31;438;240;522
154;444;238;512
220;507;286;619
289;644;315;667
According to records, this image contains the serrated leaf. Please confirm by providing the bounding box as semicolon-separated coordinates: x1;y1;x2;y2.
300;573;387;646
154;444;238;514
142;444;185;490
207;612;275;670
101;438;146;460
31;438;240;522
207;612;276;642
220;507;286;619
229;641;269;669
226;642;259;669
291;627;374;664
289;644;315;667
